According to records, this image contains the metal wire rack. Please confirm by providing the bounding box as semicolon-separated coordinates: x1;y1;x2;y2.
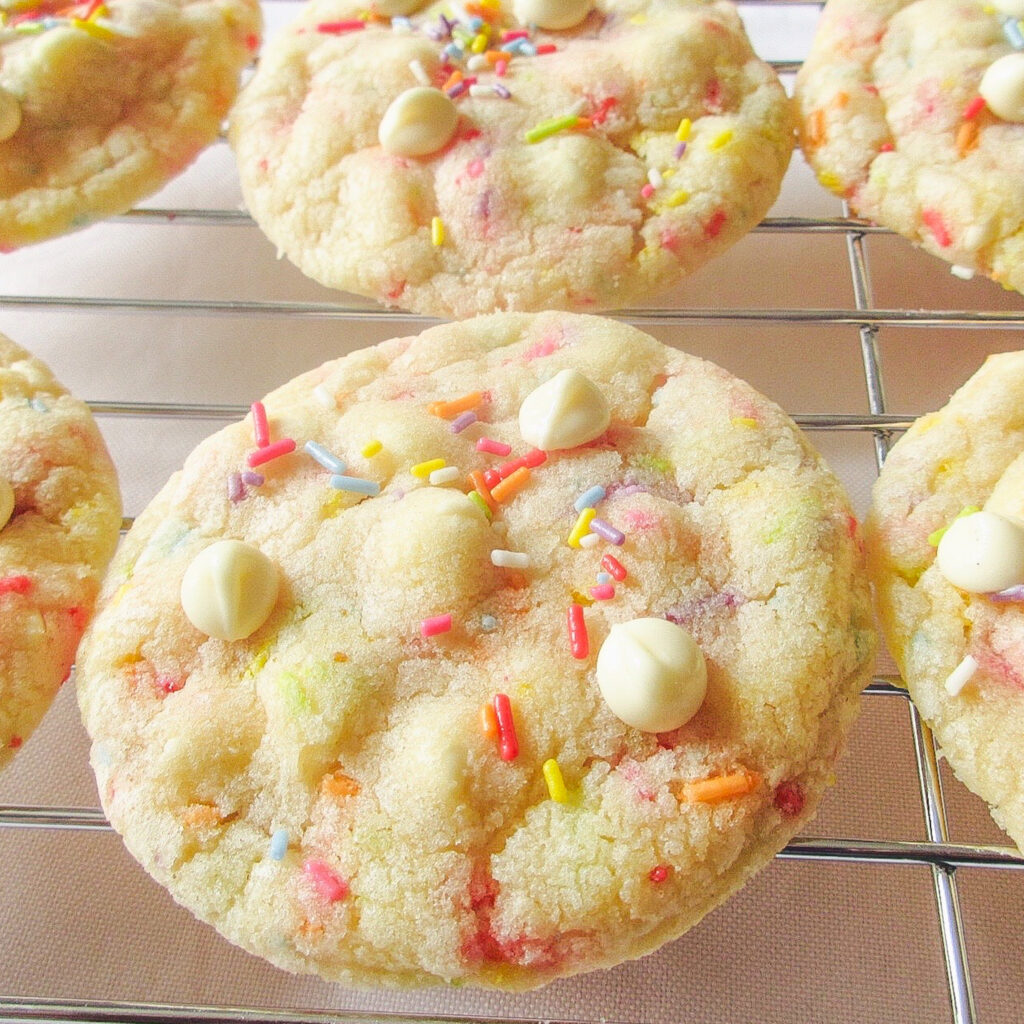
2;2;1024;1022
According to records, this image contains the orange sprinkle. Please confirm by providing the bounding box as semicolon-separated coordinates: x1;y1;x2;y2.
320;769;361;797
490;466;531;503
298;919;326;940
181;803;222;828
468;469;499;513
484;49;506;63
956;119;979;158
465;1;501;19
833;91;849;108
480;701;500;739
573;116;593;131
807;108;826;147
442;69;463;93
428;391;483;418
674;770;761;804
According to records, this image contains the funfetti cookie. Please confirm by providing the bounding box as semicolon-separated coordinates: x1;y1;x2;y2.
796;0;1024;294
866;351;1024;852
0;0;261;250
228;0;795;318
77;312;875;989
0;332;121;770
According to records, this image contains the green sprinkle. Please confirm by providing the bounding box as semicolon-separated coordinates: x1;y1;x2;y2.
525;114;579;144
632;453;673;475
928;505;981;547
467;490;493;521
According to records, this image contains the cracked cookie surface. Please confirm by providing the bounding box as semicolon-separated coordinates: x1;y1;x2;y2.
0;0;261;249
0;331;121;770
77;312;873;988
866;350;1024;851
228;0;794;317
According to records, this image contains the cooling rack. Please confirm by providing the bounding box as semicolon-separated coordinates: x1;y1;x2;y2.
3;2;1024;1022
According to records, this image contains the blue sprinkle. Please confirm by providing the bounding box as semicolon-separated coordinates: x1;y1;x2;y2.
28;397;49;413
1004;16;1024;50
304;440;346;475
330;474;381;497
596;572;612;585
573;484;606;512
481;614;498;632
269;829;288;861
468;15;483;30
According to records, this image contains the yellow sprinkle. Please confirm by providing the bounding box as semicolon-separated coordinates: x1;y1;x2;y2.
665;189;689;208
708;129;733;151
110;581;131;608
70;16;117;39
431;216;445;246
87;2;109;20
568;507;596;548
675;117;691;142
412;457;446;478
361;439;383;458
731;417;759;429
570;589;594;607
543;759;569;803
817;170;842;192
470;31;488;52
628;12;647;23
243;644;271;679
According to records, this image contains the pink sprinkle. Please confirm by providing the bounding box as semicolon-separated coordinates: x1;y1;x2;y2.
476;437;512;456
601;553;627;581
648;864;672;884
0;575;32;596
963;95;986;121
568;603;589;659
241;471;264;487
316;19;365;33
495;59;508;77
482;468;501;488
251;401;270;448
641;183;655;199
590;583;615;601
421;613;452;638
466;159;485;178
303;859;349;902
501;29;530;41
246;438;296;468
492;693;519;761
922;208;952;248
879;141;894;152
228;473;245;503
157;675;185;694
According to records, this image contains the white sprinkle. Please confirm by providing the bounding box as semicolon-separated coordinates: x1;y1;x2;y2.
469;84;495;97
409;59;431;85
950;264;976;281
313;384;335;408
391;16;413;32
467;54;489;71
945;654;979;696
429;466;461;485
647;167;664;188
491;549;531;569
578;533;601;549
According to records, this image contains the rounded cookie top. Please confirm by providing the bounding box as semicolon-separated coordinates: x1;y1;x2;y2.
228;0;794;318
0;0;261;250
77;312;874;989
795;0;1024;294
866;350;1024;851
0;332;121;770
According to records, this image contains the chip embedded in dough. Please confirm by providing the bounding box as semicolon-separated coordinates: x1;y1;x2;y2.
866;350;1024;852
0;0;262;249
228;0;795;317
795;0;1024;294
77;312;874;989
0;332;121;770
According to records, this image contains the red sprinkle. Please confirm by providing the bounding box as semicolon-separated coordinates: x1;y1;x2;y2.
568;603;589;659
921;208;952;248
535;43;557;54
590;583;615;601
601;553;628;581
963;95;986;121
421;613;452;638
492;693;519;761
0;575;32;596
704;209;727;239
251;401;270;448
648;864;672;884
303;859;349;902
879;141;895;152
501;29;530;41
246;437;296;468
316;19;365;33
476;437;512;456
774;781;806;817
482;468;501;489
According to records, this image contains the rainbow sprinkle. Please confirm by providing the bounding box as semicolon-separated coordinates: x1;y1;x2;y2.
304;440;346;474
431;216;445;246
269;829;289;860
421;613;452;637
361;439;383;458
429;466;461;485
573;484;605;512
476;437;512;456
568;507;596;547
247;438;296;468
303;859;349;902
451;410;478;433
590;518;625;545
329;474;380;497
568;603;589;659
412;457;446;478
490;549;530;569
543;758;569;802
525;113;579;144
492;693;518;761
251;401;270;448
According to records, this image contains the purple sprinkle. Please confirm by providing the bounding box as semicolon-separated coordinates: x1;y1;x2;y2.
447;81;468;99
494;83;511;99
674;141;687;159
590;518;625;545
990;584;1024;602
451;410;478;433
228;473;245;503
241;471;265;487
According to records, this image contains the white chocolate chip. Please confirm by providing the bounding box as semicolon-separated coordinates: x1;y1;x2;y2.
0;87;21;143
518;369;610;451
936;510;1024;593
980;52;1024;124
180;540;279;641
596;618;707;733
513;0;592;30
0;476;14;531
378;87;458;157
993;0;1024;17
